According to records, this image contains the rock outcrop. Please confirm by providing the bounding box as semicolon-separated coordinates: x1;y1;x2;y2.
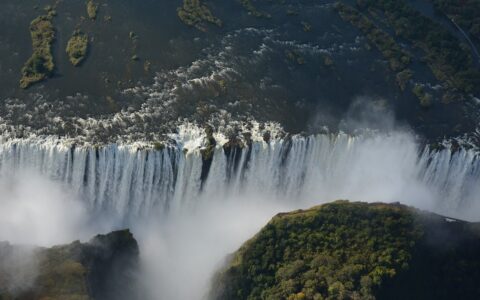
211;201;480;300
0;229;140;300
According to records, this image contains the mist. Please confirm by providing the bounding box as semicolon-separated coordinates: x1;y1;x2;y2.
133;130;440;300
137;195;295;300
0;170;94;246
0;170;92;295
0;125;478;299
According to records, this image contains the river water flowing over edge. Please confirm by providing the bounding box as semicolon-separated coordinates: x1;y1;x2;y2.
1;129;478;220
0;127;479;299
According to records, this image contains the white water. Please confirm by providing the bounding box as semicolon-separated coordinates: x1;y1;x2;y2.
1;130;479;299
0;131;478;220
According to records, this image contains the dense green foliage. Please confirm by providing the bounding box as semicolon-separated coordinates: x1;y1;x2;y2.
354;0;480;98
177;0;222;30
211;201;422;300
66;30;89;66
34;242;90;299
412;84;433;108
431;0;480;40
19;14;56;89
395;69;413;91
19;1;101;88
335;3;411;73
86;0;99;20
211;201;480;300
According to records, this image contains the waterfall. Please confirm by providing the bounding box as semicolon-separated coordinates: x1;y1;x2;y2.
0;131;479;221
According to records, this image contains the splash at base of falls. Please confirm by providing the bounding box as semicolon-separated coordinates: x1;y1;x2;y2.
1;128;480;300
0;129;478;222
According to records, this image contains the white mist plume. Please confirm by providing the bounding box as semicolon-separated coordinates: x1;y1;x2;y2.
137;195;296;300
134;131;440;300
0;119;478;299
0;170;99;296
339;96;398;133
0;170;92;246
0;243;38;295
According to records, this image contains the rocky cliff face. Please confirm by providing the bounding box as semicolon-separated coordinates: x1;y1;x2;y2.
210;201;480;300
0;229;140;300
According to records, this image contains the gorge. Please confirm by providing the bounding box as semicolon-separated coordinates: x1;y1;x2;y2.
0;126;479;299
2;0;480;298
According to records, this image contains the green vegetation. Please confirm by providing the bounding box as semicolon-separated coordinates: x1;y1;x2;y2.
0;230;139;300
431;0;480;40
286;50;305;65
239;0;271;18
86;0;99;20
413;84;433;108
323;55;334;67
211;201;480;300
201;125;216;161
46;5;57;18
335;3;411;73
34;242;89;299
201;143;216;161
211;201;422;300
66;30;89;66
153;141;165;150
301;21;312;32
20;15;56;89
177;0;222;30
396;69;413;91
353;0;480;96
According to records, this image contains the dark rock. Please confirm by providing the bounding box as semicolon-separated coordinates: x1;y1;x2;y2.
0;229;140;300
263;131;271;143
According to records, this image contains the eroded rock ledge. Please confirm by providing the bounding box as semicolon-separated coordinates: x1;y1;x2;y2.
0;229;140;300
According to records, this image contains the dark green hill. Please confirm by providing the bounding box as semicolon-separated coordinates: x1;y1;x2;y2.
0;229;140;300
210;201;480;300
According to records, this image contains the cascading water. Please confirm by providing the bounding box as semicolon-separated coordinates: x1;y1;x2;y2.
1;128;479;222
2;127;480;300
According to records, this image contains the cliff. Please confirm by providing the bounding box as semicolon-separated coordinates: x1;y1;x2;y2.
0;229;139;300
210;201;480;300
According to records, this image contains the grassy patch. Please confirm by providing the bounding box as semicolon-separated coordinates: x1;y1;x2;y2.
19;15;55;89
86;0;98;20
412;84;433;108
66;30;88;66
396;69;414;91
177;0;222;30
